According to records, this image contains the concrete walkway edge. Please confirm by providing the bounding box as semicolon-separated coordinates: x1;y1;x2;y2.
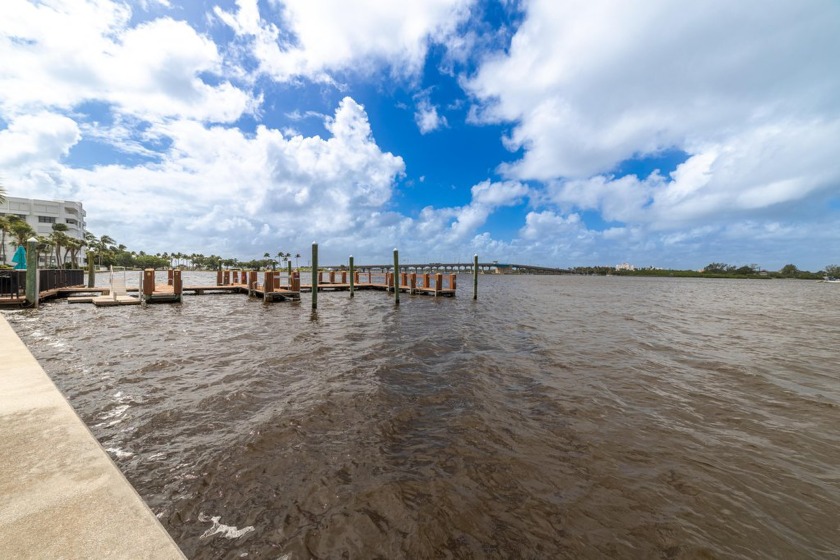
0;313;186;559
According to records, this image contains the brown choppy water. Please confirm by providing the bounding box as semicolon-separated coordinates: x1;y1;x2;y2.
5;273;840;559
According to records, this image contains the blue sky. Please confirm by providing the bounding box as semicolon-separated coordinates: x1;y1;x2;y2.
1;0;839;270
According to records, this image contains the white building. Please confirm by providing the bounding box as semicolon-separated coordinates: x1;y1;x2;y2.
615;262;636;271
1;196;87;266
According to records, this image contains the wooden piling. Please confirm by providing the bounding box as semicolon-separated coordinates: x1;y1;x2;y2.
223;270;230;285
263;271;273;294
473;254;478;300
25;238;38;307
173;269;182;299
393;248;400;305
287;260;292;278
87;258;95;288
311;242;318;310
449;273;457;292
435;273;443;297
216;269;223;286
349;256;355;298
142;269;155;298
410;273;416;295
167;269;174;286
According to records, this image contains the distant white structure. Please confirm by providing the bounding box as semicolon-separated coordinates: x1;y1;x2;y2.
0;196;87;266
615;262;636;271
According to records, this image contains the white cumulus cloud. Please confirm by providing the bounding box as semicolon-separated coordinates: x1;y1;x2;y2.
215;0;474;82
465;0;840;238
0;0;255;122
7;98;405;259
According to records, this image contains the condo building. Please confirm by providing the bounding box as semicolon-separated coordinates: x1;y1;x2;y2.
0;196;87;266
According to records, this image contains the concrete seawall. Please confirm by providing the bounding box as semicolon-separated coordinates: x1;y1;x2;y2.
0;314;186;559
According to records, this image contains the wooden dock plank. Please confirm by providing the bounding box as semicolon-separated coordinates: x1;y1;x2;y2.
92;295;141;306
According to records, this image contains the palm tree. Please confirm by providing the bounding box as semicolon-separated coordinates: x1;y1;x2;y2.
66;237;84;268
35;235;52;267
7;215;35;247
50;223;71;268
0;215;9;264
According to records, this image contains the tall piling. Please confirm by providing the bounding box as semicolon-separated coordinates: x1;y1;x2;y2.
142;269;155;299
473;254;478;300
87;257;95;288
287;260;292;278
349;256;355;298
25;238;38;307
263;271;273;296
173;269;182;301
311;242;318;310
393;248;400;305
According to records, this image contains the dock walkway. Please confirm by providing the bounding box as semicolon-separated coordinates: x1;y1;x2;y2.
0;315;186;559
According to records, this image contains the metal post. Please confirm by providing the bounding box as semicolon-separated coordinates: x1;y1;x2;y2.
473;254;478;300
349;255;355;298
25;238;38;307
311;242;318;310
393;248;400;305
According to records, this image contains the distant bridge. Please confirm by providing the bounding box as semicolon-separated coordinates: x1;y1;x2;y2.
321;262;572;275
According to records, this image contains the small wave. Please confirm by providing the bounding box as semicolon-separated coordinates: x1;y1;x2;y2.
98;404;130;421
106;447;134;459
198;513;255;540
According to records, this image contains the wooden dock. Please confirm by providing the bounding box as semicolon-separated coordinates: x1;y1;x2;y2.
183;269;456;300
2;264;459;309
0;286;111;307
289;270;456;296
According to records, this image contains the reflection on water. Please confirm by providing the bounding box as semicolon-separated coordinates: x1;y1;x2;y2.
7;274;840;558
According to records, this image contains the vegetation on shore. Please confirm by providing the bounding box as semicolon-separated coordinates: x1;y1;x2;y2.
2;214;837;280
80;235;301;272
572;263;838;280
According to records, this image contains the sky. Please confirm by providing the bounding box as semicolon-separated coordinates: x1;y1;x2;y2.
1;0;839;270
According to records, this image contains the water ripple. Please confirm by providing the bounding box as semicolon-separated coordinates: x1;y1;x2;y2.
5;273;840;559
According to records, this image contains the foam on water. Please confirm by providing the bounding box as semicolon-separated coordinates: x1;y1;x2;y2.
106;447;134;459
198;513;255;540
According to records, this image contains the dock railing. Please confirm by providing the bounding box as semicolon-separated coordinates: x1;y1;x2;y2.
39;269;84;292
0;270;26;300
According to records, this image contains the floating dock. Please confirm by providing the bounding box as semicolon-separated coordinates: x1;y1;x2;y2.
0;315;185;559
